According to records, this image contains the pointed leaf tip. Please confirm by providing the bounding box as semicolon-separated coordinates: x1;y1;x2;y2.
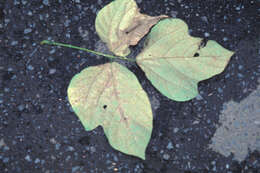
137;18;234;101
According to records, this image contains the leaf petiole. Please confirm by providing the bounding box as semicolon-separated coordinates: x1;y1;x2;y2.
40;40;135;62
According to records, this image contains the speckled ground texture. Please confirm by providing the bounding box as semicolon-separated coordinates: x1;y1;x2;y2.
0;0;260;173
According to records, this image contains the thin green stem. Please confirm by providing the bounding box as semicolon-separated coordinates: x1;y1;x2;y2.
40;40;135;62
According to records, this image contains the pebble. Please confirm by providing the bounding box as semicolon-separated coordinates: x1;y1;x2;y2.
3;157;9;163
66;33;70;38
235;6;241;11
223;37;228;41
49;49;56;54
49;69;56;74
72;166;80;173
24;28;32;34
113;155;118;162
90;146;96;153
27;65;34;71
17;104;25;111
163;153;170;160
66;155;71;161
0;139;5;148
69;106;74;112
238;65;243;70
43;0;49;5
35;158;40;164
195;94;203;100
67;146;74;151
7;67;13;72
55;143;61;150
28;11;33;16
201;16;208;23
11;41;18;46
173;128;179;133
21;0;27;5
4;88;10;92
167;142;174;149
64;19;71;27
25;155;32;162
170;11;178;18
226;164;230;169
237;73;244;78
73;16;79;21
217;88;223;94
204;32;210;37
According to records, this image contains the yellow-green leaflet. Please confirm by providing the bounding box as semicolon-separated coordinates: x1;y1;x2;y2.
67;62;153;159
137;18;234;101
95;0;167;56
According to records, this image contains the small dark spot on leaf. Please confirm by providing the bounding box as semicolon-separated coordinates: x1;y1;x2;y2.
193;53;199;57
199;38;208;49
103;105;107;109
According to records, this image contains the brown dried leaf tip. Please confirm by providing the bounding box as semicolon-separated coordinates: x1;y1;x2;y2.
95;0;168;56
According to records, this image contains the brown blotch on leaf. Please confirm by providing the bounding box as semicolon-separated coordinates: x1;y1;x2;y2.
124;13;168;46
112;13;168;55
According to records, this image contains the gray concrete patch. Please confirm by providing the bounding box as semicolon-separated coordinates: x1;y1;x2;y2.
209;80;260;162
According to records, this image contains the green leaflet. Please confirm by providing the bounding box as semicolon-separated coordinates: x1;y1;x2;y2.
41;0;235;161
137;18;234;101
95;0;167;56
67;62;153;159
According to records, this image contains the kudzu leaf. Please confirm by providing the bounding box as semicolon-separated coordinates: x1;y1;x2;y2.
95;0;167;56
137;18;234;101
67;62;153;159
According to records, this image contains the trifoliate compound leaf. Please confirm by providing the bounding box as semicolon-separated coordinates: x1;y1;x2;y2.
67;62;153;159
95;0;167;56
137;18;234;101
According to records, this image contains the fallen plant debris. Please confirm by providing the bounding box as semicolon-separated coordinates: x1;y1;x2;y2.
41;0;234;159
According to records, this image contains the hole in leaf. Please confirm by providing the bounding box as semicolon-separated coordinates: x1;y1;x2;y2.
193;53;199;57
103;105;107;109
199;38;208;49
